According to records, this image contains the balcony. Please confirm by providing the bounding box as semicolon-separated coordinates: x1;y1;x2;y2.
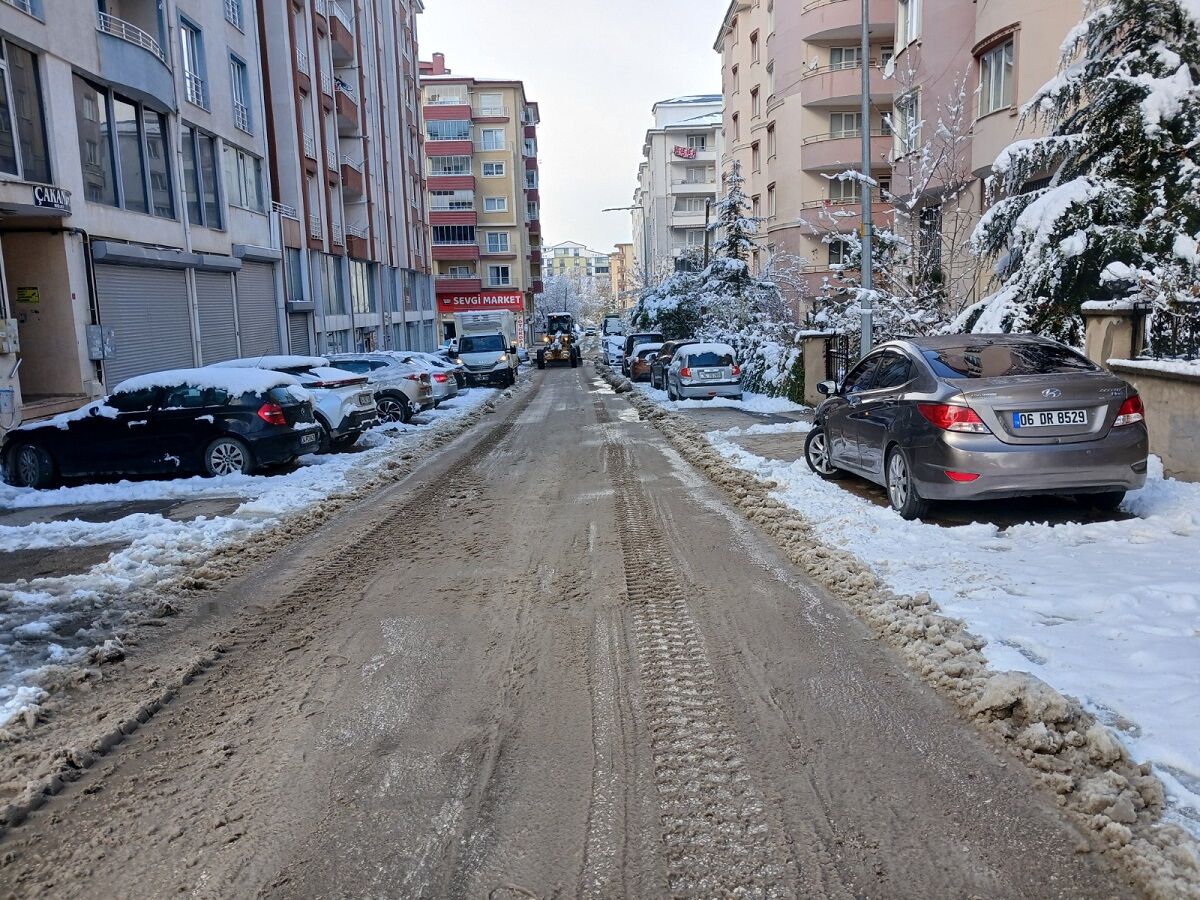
424;103;472;120
341;155;364;196
330;2;355;63
481;242;517;260
526;218;541;234
345;222;368;259
96;11;175;109
523;124;536;139
435;275;482;294
671;210;709;228
528;249;542;264
797;199;895;235
669;147;719;164
472;105;509;122
295;47;311;93
524;188;540;202
431;242;481;261
427;174;475;191
475;140;512;153
524;156;538;171
672;180;717;195
335;77;358;131
429;209;477;227
800;61;892;107
799;0;896;42
425;139;474;157
800;130;892;172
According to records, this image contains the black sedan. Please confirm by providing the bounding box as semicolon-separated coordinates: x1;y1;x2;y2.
2;369;319;488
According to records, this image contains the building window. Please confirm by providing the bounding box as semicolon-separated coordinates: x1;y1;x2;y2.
830;47;863;70
524;138;536;156
230;56;252;133
684;166;708;184
477;92;504;116
830;111;863;139
430;189;475;210
224;0;243;30
750;30;760;63
829;176;861;203
829;239;853;266
144;109;174;218
687;134;707;151
680;197;705;212
898;0;920;45
425;119;470;141
180;19;208;109
445;264;473;278
424;83;467;105
321;254;347;316
731;112;740;141
482;161;505;177
479;127;505;150
114;97;146;213
182;125;222;228
894;91;921;154
484;196;507;212
526;200;538;220
751;87;761;118
0;41;50;184
979;39;1014;117
751;141;761;172
486;232;510;253
487;264;511;287
222;145;264;212
685;229;704;247
428;154;471;175
431;225;476;244
349;260;375;314
525;170;537;189
286;248;305;303
731;64;739;93
767;123;776;158
767;183;776;218
752;195;761;218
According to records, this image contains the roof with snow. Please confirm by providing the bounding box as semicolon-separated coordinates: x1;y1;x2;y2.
656;94;722;105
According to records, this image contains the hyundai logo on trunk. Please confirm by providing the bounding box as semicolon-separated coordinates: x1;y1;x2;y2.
1042;388;1063;399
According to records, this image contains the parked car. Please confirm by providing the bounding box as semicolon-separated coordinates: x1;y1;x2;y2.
628;343;663;382
666;342;742;402
585;327;597;337
603;336;626;367
326;353;434;423
406;352;461;406
515;346;531;366
2;368;319;488
621;332;665;376
803;334;1150;519
650;339;701;390
213;356;377;452
430;350;468;388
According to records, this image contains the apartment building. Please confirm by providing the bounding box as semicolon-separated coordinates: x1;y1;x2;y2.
0;0;281;427
609;242;635;309
632;95;722;277
418;53;543;344
257;0;434;357
715;0;895;293
543;241;611;281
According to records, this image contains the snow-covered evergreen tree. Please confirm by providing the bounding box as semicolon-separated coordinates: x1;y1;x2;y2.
968;0;1200;344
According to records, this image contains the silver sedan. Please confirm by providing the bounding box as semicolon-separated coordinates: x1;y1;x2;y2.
804;334;1149;519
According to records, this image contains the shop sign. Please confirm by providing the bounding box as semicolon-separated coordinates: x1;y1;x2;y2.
16;287;39;305
437;291;524;313
32;186;71;213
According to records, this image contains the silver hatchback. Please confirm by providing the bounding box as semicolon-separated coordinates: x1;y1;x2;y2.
805;335;1149;519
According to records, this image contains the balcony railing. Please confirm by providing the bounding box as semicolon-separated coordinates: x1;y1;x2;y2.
303;131;317;159
436;273;478;280
431;202;476;212
802;59;888;80
309;215;322;239
802;127;891;145
473;106;509;118
326;147;338;170
296;47;310;75
96;12;166;64
487;278;513;288
233;100;251;134
331;1;354;31
345;222;368;239
332;223;344;245
335;77;357;100
272;201;299;219
314;0;327;17
341;155;363;171
425;94;469;106
184;72;208;109
432;238;478;246
321;70;333;96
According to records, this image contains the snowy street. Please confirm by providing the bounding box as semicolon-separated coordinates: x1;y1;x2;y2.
0;368;1137;898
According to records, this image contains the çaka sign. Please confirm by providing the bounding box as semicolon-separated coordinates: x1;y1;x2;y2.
436;292;524;313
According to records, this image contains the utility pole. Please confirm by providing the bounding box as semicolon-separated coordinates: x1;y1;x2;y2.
702;199;712;269
858;0;874;359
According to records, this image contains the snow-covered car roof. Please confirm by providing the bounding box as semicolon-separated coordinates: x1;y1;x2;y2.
114;367;304;394
636;343;665;356
304;366;370;384
212;355;329;371
680;342;736;356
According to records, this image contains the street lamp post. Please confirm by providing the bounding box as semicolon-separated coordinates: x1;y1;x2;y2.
603;205;652;289
858;0;875;358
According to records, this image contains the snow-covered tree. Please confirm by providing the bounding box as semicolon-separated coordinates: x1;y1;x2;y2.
533;275;581;325
968;0;1200;344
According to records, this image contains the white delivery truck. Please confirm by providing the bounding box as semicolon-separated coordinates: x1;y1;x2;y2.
453;310;519;387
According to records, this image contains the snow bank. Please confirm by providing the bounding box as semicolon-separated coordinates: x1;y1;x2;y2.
0;388;500;730
635;382;809;415
1110;358;1200;378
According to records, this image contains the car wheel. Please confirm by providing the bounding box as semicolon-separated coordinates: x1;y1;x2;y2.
1080;490;1126;512
886;446;929;520
315;420;333;455
804;428;844;480
667;382;677;402
7;442;55;488
377;395;409;425
205;436;253;477
536;353;546;370
570;354;579;368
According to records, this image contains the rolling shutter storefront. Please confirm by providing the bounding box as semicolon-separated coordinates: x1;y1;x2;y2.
237;261;281;358
288;313;311;355
94;265;193;386
195;272;239;364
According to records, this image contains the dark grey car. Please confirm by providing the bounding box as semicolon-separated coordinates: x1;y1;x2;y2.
804;334;1149;519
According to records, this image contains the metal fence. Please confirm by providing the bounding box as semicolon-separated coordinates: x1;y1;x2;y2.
1147;304;1200;360
825;332;857;383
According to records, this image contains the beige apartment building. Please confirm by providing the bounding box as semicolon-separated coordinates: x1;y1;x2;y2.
258;0;434;357
419;53;543;344
716;0;895;291
610;242;635;309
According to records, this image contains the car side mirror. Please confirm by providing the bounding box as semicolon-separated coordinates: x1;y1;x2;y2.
817;380;838;397
510;344;518;353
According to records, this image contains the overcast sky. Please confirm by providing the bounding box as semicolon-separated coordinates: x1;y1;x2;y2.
418;0;728;254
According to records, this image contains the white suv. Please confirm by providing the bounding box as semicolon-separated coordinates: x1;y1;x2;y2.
326;353;435;423
213;356;378;452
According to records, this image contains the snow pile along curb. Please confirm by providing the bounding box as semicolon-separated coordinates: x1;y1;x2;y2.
600;364;1200;899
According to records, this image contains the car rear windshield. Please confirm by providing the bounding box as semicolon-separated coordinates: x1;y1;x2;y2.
460;335;506;354
921;342;1098;378
688;351;734;367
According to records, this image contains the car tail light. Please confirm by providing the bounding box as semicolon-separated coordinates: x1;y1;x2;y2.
945;470;980;483
680;367;691;378
403;374;421;382
731;364;741;376
917;403;991;434
257;402;288;426
433;372;449;383
1114;394;1144;427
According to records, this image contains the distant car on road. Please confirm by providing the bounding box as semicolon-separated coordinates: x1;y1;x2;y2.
628;343;663;382
585;327;597;337
665;342;742;402
3;369;318;487
650;339;700;390
406;352;462;406
804;334;1150;519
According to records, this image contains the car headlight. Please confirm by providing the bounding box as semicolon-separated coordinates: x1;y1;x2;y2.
498;354;509;364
